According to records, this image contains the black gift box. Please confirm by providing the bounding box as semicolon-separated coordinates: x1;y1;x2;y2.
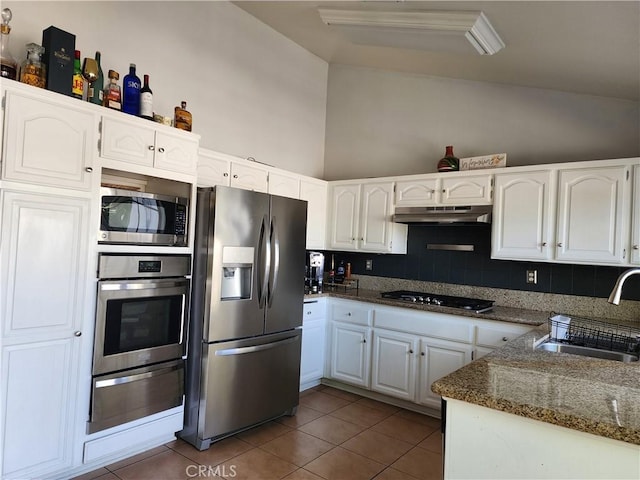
42;26;75;96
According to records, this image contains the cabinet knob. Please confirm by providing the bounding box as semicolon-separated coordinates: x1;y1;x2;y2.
363;338;367;344
360;237;364;241
148;145;155;151
74;331;82;337
306;311;312;315
409;349;414;354
347;312;352;316
85;167;93;173
557;242;563;247
502;337;508;342
541;242;547;247
223;173;229;177
633;245;639;250
420;351;425;356
158;147;165;153
233;174;238;179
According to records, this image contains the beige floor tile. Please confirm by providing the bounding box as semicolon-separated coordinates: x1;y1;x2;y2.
298;415;365;445
104;445;169;471
374;467;421;480
391;447;443;480
70;468;112;480
167;437;253;466
416;431;442;454
299;391;353;413
282;468;326;480
320;386;363;402
393;410;441;429
304;446;386;480
236;421;292;446
330;402;394;428
371;415;437;445
354;398;401;415
216;447;297;480
340;429;413;465
110;449;194;480
276;405;326;428
260;430;335;466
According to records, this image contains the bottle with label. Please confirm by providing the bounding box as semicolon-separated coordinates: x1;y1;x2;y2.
174;101;192;131
19;42;46;88
122;63;141;115
0;8;17;80
335;260;345;284
71;50;86;99
102;69;121;110
139;74;153;120
89;51;104;105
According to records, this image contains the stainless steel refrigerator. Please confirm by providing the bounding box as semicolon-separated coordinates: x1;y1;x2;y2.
181;186;307;450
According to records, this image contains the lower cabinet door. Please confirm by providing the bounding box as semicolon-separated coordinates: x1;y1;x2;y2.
418;337;472;409
329;322;371;388
371;329;418;401
300;318;326;387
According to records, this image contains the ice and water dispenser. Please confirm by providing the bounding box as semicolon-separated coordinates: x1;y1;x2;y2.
220;246;253;300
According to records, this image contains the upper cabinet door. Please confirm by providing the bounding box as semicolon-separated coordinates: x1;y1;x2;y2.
100;116;155;167
441;174;493;205
2;91;96;191
328;184;360;250
154;130;198;174
229;162;268;192
395;178;439;206
360;182;394;252
555;166;630;264
299;179;327;250
268;171;300;199
197;150;231;187
492;170;554;261
632;165;640;264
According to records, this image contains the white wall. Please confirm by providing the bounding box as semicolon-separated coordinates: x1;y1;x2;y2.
324;64;640;180
5;1;328;178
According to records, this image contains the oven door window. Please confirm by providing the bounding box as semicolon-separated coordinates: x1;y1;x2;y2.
101;196;179;235
103;295;183;355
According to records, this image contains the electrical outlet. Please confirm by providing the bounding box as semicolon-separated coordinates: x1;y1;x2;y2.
526;270;538;284
365;259;373;271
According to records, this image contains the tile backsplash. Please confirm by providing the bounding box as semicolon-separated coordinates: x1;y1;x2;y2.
319;224;640;302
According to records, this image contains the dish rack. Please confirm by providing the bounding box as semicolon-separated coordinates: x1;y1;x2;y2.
548;313;640;355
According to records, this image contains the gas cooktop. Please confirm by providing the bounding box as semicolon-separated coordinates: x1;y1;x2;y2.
380;290;494;313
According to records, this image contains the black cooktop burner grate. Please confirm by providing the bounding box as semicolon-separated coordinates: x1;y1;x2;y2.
380;290;494;313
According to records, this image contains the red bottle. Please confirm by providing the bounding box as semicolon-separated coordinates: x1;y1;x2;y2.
437;145;459;172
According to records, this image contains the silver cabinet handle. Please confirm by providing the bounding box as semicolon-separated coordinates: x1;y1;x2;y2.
158;147;165;153
85;167;93;173
74;331;82;337
148;145;155;151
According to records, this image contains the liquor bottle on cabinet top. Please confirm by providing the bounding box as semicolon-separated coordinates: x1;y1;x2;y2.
122;63;141;115
139;74;153;120
89;51;104;105
0;8;17;80
71;50;86;99
174;101;192;131
19;43;46;88
102;69;121;110
437;145;460;172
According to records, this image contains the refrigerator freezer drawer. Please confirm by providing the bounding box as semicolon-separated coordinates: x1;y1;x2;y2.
197;329;301;448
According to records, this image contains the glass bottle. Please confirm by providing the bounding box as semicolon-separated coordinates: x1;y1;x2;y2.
89;51;104;105
174;101;192;131
19;42;46;88
139;74;153;120
122;63;141;115
102;69;121;111
437;145;460;172
71;50;86;99
0;8;17;80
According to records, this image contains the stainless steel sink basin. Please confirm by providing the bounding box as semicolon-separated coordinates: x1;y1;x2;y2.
535;341;639;363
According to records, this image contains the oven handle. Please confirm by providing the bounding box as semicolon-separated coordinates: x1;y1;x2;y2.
214;335;298;356
99;279;189;291
94;362;183;388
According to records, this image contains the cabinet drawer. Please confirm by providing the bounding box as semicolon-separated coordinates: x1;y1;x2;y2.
475;323;532;348
331;301;372;326
303;299;326;321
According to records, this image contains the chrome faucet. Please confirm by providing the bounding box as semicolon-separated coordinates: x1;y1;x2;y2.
607;268;640;305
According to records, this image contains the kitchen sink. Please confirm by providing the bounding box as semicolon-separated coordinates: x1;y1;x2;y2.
535;341;639;363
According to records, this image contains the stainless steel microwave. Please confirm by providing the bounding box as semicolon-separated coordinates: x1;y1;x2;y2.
99;188;189;246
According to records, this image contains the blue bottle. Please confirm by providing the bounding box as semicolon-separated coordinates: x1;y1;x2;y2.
122;63;141;116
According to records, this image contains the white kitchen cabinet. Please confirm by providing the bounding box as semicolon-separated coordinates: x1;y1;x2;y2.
555;165;630;264
329;322;372;388
441;174;493;205
300;299;326;390
197;148;231;187
492;170;555;260
1;89;96;191
299;178;328;250
631;165;640;264
418;337;472;410
371;329;418;401
328;181;407;253
0;190;90;479
100;116;199;175
229;161;269;192
474;321;534;360
268;171;300;198
395;177;439;206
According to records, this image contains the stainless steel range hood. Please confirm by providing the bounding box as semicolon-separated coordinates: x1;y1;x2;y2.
392;205;492;224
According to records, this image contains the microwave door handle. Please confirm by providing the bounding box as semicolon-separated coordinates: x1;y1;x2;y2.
267;216;280;308
257;215;271;309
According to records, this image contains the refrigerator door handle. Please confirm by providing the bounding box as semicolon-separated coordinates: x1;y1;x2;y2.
257;214;271;309
214;335;298;356
267;216;280;308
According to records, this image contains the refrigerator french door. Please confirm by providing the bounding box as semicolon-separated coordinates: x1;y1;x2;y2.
181;186;307;450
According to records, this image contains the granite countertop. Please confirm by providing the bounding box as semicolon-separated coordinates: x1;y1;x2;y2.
432;326;640;445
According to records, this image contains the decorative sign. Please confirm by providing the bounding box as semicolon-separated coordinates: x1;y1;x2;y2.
460;153;507;171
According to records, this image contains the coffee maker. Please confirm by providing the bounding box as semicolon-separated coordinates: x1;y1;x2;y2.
305;252;324;294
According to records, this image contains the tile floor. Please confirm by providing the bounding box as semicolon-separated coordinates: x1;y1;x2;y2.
74;385;443;480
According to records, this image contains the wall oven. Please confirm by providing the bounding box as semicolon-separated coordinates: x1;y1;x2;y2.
89;254;190;433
